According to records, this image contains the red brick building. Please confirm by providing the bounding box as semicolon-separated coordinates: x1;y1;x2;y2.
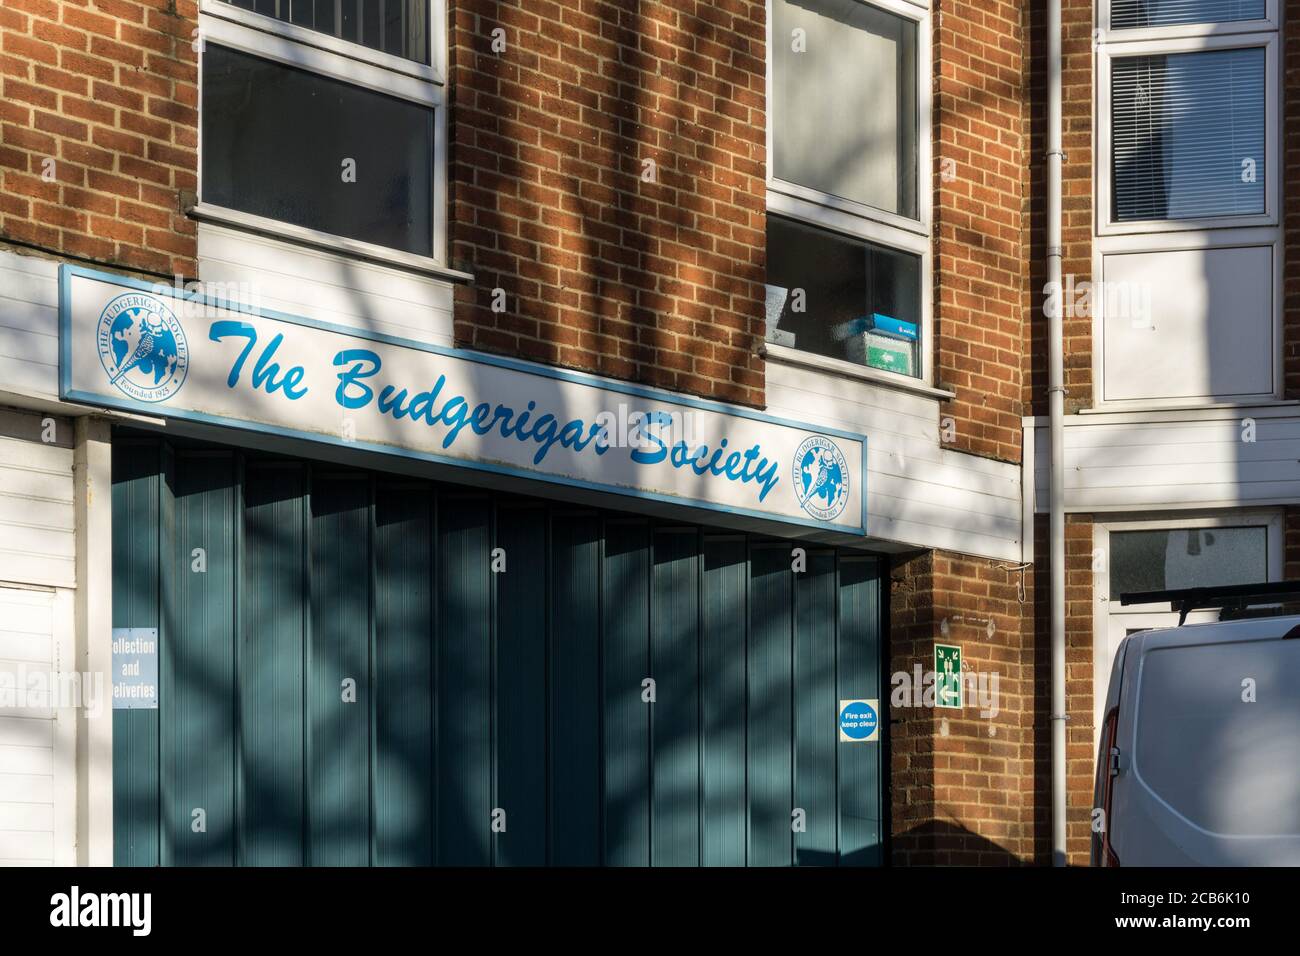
0;0;1292;866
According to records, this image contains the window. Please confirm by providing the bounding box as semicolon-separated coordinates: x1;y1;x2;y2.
1094;5;1278;406
1100;7;1277;232
1111;0;1266;29
772;0;918;218
221;0;429;64
766;215;921;373
1107;525;1268;599
1111;47;1265;222
1093;512;1282;756
202;45;435;256
766;0;930;384
196;1;447;267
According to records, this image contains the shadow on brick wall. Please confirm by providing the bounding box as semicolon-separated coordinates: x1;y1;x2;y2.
893;819;1029;866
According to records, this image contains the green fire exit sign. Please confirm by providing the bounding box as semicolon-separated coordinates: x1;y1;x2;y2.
935;644;962;709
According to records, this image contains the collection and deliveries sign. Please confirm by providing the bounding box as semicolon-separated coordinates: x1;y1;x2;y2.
111;627;157;710
60;266;868;534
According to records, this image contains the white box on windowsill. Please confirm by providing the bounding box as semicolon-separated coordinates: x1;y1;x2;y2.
764;284;797;348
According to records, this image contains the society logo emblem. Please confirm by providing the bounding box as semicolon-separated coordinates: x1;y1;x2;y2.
793;434;849;521
96;292;189;403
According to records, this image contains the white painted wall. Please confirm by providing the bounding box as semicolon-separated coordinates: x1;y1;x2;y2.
197;222;456;347
0;405;78;867
766;360;1022;561
0;250;59;399
0;251;114;866
1028;407;1300;513
0;408;75;590
0;585;76;866
1100;244;1274;404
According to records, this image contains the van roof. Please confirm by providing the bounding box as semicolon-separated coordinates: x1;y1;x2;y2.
1123;613;1300;648
1119;581;1300;624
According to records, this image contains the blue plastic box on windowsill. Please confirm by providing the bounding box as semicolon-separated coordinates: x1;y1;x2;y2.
834;313;919;377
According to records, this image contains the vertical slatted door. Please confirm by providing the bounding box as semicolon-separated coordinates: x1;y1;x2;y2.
112;437;885;867
168;450;236;866
549;512;601;865
436;493;492;866
748;542;795;867
794;550;838;865
650;527;700;866
601;519;650;866
492;503;547;866
111;440;161;867
700;536;747;866
372;481;433;865
239;461;307;866
838;556;884;865
308;473;370;865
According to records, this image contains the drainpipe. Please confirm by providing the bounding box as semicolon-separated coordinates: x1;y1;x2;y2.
1046;0;1068;866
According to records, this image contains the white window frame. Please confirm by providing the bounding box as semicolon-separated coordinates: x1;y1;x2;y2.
1092;8;1282;410
194;3;454;275
1096;31;1279;237
201;0;445;83
764;0;935;388
1097;0;1277;44
1097;511;1283;616
1091;510;1282;752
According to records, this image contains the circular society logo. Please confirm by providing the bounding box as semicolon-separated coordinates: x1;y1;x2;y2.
793;434;850;521
96;292;189;403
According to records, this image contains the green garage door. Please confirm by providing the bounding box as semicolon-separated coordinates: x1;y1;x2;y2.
111;434;885;866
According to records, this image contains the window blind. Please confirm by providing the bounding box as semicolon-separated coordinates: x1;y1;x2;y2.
226;0;430;65
1111;0;1266;30
1111;47;1265;222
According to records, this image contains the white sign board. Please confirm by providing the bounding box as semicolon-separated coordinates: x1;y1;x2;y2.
60;266;868;534
112;627;157;710
838;699;880;743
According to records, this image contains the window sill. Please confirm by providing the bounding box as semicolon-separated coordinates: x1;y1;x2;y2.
761;342;955;401
188;203;474;284
766;180;929;241
1074;399;1300;420
1097;214;1278;237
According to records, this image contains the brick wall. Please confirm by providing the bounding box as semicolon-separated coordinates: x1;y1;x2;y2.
1059;0;1093;412
0;0;198;277
0;0;1113;867
932;0;1030;463
1014;0;1097;867
1027;513;1096;866
1025;0;1093;416
895;0;1102;867
446;0;768;407
890;548;1037;865
891;525;1094;867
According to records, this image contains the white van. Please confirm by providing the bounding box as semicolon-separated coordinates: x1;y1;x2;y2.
1092;598;1300;866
